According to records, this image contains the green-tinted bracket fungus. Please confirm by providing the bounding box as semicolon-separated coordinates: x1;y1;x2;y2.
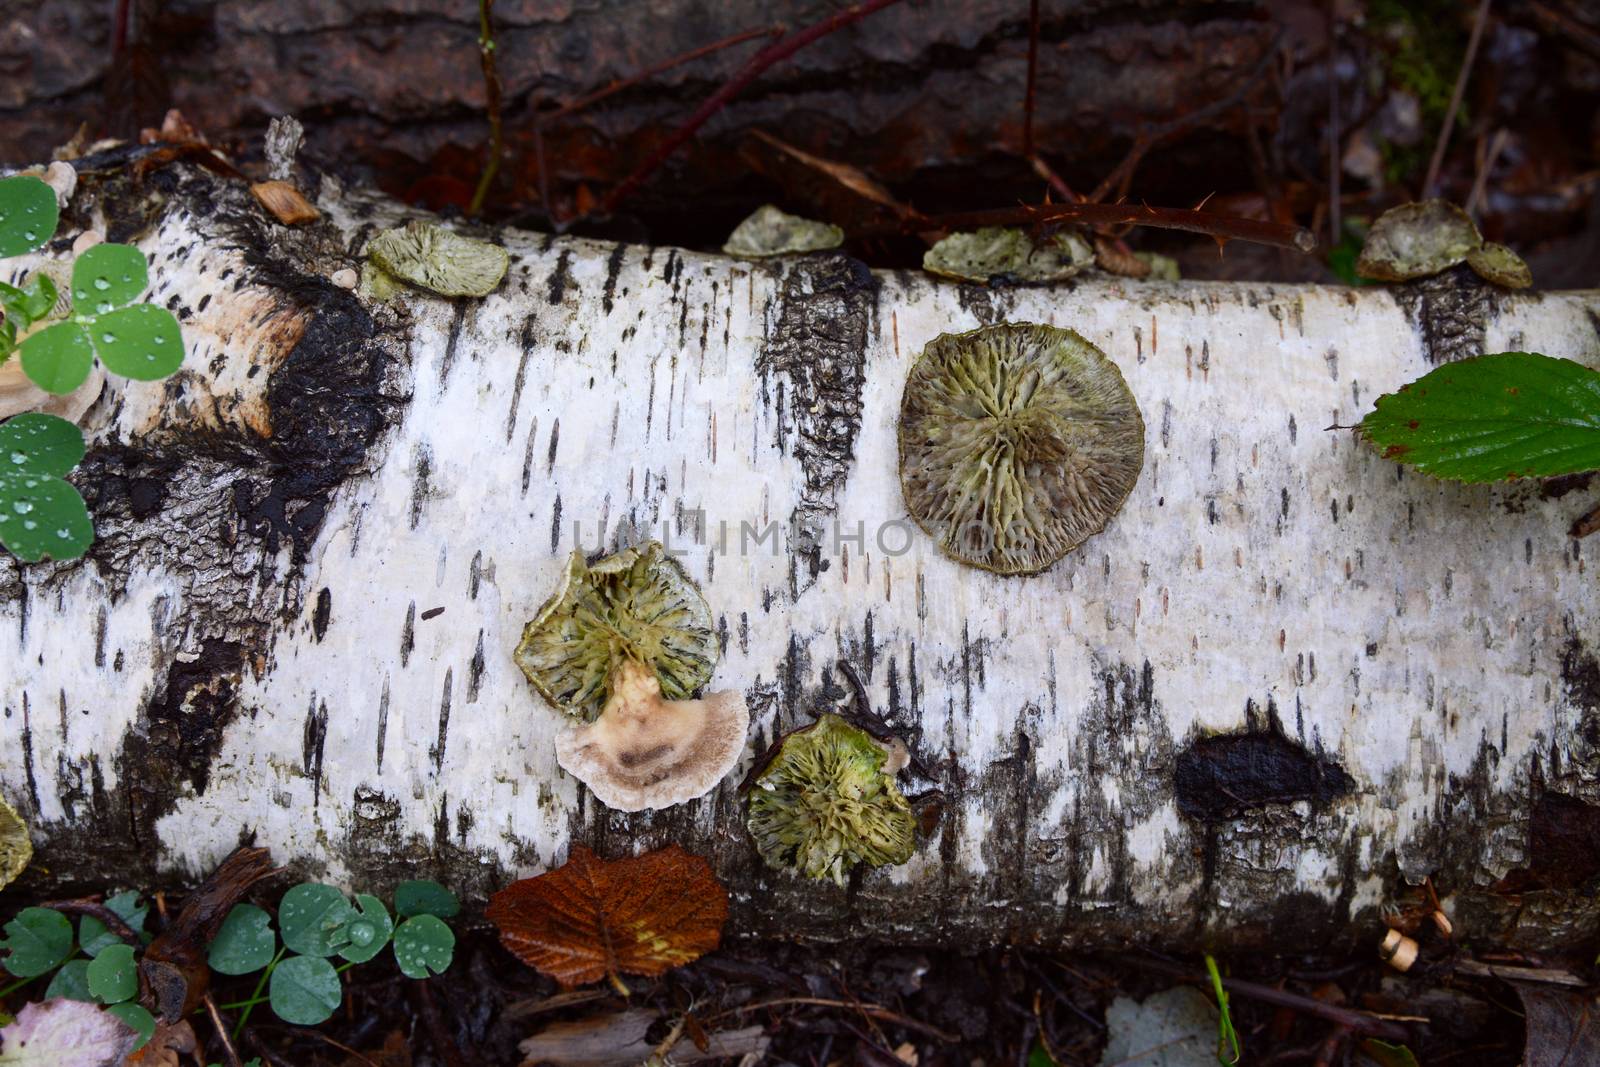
366;220;509;298
513;541;719;721
923;227;1093;285
1355;198;1532;289
747;713;917;886
898;322;1145;575
722;204;844;258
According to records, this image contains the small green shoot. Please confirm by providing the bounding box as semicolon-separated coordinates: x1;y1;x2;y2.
1205;955;1242;1066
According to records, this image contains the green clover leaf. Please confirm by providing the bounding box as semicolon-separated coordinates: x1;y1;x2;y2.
277;883;354;958
106;1002;156;1050
89;304;184;381
268;955;342;1026
394;880;460;920
18;321;93;395
392;914;454;979
79;891;148;958
43;958;93;1001
0;176;58;258
208;903;276;975
336;894;394;965
0;907;73;977
86;943;138;1004
70;244;148;314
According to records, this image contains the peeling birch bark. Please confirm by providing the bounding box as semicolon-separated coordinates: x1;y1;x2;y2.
2;163;1598;951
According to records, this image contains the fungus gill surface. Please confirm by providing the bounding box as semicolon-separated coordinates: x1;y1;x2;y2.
898;322;1145;575
746;714;916;886
367;220;509;298
555;659;749;812
922;227;1093;284
514;542;718;722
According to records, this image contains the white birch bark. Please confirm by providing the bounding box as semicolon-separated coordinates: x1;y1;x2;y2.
2;168;1597;948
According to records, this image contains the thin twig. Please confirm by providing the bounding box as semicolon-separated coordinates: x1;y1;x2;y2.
601;0;910;215
922;201;1317;252
542;26;782;125
203;994;244;1067
1087;34;1282;204
38;900;141;945
1125;958;1412;1041
1466;127;1508;217
706;996;959;1043
1022;0;1041;157
469;0;503;218
1423;0;1493;197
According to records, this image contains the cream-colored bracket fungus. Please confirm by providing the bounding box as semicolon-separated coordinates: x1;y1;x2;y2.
514;542;748;812
747;714;917;886
366;220;509;298
898;322;1145;575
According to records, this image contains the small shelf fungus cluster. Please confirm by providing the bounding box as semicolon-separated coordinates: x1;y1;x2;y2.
898;322;1146;575
364;220;509;299
1354;198;1532;288
513;542;749;812
746;714;917;886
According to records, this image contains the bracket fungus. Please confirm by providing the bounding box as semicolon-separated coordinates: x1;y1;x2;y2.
747;714;917;886
1356;199;1531;289
0;794;30;890
923;227;1093;285
515;542;747;811
722;204;844;257
898;322;1145;575
555;659;749;812
366;220;509;298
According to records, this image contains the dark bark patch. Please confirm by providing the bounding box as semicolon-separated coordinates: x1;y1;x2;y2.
1498;793;1600;892
312;587;332;642
1174;731;1354;820
1393;265;1491;366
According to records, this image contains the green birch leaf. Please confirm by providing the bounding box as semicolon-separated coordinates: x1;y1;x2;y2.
0;908;73;977
0;413;85;478
85;944;137;1004
0;176;58;258
70;245;148;314
88;304;183;381
0;474;93;562
207;903;276;975
19;321;93;395
268;955;341;1026
1359;352;1600;482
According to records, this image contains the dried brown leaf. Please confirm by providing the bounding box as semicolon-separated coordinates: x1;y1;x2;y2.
251;181;321;226
487;845;727;989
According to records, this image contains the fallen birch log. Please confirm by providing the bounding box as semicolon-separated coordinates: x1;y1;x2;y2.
2;161;1598;952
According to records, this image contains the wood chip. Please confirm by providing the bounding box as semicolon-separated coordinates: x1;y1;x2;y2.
251;180;320;226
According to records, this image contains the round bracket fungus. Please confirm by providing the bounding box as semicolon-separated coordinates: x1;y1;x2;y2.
746;714;917;886
0;794;30;891
366;220;509;298
555;659;749;812
722;205;844;258
922;227;1093;285
898;322;1145;575
514;542;719;721
1355;199;1532;289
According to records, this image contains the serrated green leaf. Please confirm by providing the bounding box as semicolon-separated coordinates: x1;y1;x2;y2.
79;891;147;958
208;903;276;975
105;1003;154;1050
277;884;353;958
0;474;93;563
1359;352;1600;482
392;914;454;979
0;907;73;977
43;958;93;1001
394;880;460;920
0;176;58;258
18;320;92;395
337;894;393;965
88;304;183;381
268;955;342;1025
0;413;85;478
70;244;148;314
86;943;137;1004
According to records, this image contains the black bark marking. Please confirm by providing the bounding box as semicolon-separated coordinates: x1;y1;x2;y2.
430;668;453;771
438;301;468;384
602;243;628;314
20;694;38;816
421;606;445;621
93;605;108;668
546;418;560;474
375;677;391;773
546;247;574;304
521;415;540;496
505;317;536;442
466;630;486;703
468;551;483;600
1394;264;1491;365
303;696;329;809
311;587;332;642
755;255;877;587
550;494;563;554
400;602;416;667
409;444;432;529
1173;726;1353;820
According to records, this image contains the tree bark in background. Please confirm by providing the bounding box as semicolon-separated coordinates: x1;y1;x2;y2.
0;161;1598;955
2;0;1279;234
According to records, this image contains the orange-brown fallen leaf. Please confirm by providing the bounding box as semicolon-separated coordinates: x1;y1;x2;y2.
487;845;727;991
